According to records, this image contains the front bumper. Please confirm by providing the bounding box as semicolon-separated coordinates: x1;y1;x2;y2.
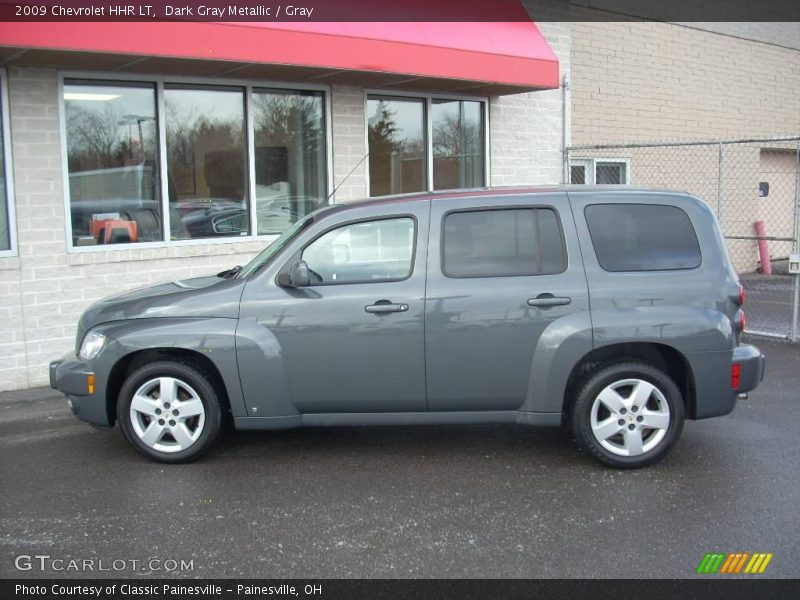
50;353;111;426
732;343;765;394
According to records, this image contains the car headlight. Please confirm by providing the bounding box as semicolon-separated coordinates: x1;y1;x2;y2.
79;331;107;361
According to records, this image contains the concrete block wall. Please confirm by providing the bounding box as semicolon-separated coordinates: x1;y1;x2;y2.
0;68;266;391
329;85;368;203
489;20;571;186
571;21;800;144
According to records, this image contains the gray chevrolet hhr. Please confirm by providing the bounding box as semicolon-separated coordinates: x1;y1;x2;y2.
50;187;765;468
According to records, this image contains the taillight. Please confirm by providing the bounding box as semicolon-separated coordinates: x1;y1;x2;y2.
731;364;741;389
738;283;746;306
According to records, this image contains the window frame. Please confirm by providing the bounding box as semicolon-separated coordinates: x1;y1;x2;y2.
440;205;568;279
291;214;419;287
0;69;18;258
569;157;631;185
364;90;490;198
58;71;333;253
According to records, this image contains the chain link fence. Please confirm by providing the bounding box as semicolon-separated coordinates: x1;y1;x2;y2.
565;136;800;340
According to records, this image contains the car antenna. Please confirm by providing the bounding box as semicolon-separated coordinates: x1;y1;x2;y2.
326;152;369;204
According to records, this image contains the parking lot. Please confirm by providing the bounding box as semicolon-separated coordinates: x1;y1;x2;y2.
1;337;798;579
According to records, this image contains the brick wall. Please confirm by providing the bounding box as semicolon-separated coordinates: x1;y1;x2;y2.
0;68;266;390
489;19;571;186
571;22;800;144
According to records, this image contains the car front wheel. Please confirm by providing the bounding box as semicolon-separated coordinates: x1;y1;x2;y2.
571;361;685;469
118;360;222;463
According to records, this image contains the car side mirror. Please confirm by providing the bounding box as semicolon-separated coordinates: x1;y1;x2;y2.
280;260;310;288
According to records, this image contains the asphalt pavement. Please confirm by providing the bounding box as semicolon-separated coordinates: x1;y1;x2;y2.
1;337;798;579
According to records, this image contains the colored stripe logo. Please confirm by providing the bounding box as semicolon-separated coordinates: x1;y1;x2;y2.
696;552;773;574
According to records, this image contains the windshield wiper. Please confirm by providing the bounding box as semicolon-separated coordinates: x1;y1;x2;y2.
217;265;242;279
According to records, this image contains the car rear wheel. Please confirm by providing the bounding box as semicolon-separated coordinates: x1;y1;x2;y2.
118;360;222;463
571;361;684;469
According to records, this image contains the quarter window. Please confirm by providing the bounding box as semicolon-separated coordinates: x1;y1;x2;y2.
302;218;415;285
443;208;566;278
585;204;701;271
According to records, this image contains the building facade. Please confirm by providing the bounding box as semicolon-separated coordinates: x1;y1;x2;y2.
0;14;569;391
0;10;797;392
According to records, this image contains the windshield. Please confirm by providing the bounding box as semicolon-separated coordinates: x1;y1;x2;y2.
237;217;314;279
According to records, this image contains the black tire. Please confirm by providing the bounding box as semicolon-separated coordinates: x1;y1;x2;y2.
117;360;222;463
570;361;684;469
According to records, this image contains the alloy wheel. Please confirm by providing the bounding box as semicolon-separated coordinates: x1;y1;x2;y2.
589;378;671;457
129;377;206;453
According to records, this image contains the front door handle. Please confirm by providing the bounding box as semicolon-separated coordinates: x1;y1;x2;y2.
527;294;572;308
365;301;409;314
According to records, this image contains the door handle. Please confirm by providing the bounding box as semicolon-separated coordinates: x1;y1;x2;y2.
365;302;409;314
527;295;572;308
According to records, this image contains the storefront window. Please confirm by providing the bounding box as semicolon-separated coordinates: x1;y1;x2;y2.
253;89;326;235
64;81;160;245
432;99;485;190
0;75;10;253
367;97;426;196
165;85;248;240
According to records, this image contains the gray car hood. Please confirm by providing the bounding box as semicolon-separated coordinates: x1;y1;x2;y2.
77;275;246;342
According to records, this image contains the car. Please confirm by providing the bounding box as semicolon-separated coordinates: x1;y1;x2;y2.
50;186;765;468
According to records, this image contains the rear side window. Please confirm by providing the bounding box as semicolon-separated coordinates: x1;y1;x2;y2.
443;208;566;278
585;204;701;272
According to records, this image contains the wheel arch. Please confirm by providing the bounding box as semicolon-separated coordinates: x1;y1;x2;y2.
106;348;232;426
563;342;697;419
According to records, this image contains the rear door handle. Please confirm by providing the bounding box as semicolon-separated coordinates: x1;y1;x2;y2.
365;302;409;314
527;295;572;308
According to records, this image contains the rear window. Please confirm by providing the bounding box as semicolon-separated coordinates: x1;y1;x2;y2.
585;204;701;272
443;208;566;278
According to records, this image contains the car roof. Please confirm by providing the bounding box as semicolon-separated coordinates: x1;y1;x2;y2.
321;185;697;214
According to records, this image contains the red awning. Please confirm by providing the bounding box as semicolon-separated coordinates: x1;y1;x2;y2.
0;21;559;94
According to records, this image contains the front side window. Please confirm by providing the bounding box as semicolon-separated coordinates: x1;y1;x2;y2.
432;99;485;190
253;89;326;235
443;208;566;278
165;85;248;240
367;97;426;196
585;204;701;271
302;218;415;284
64;80;160;245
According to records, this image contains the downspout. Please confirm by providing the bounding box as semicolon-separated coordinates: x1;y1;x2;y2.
561;75;570;184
